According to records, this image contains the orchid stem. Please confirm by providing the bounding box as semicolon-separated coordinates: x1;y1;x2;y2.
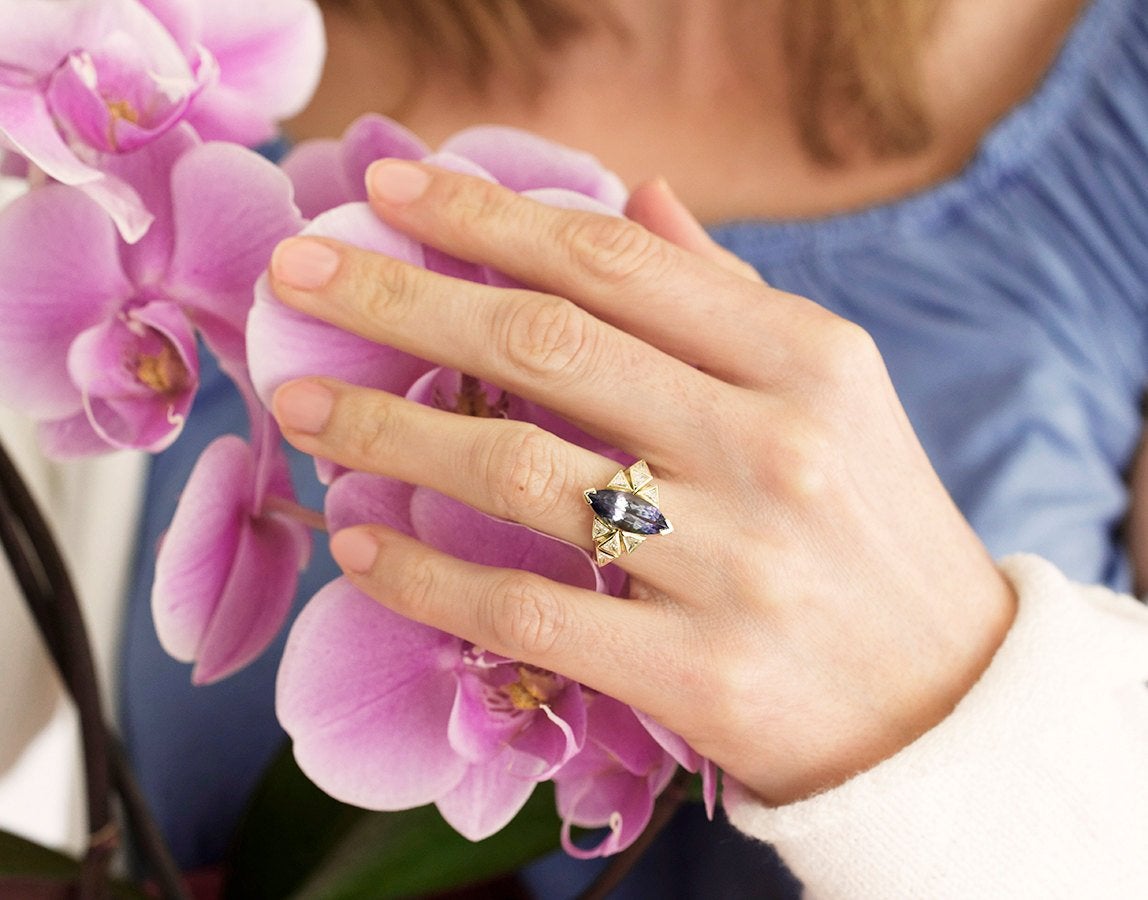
0;437;188;899
262;494;328;531
109;734;190;900
0;438;112;899
576;768;693;900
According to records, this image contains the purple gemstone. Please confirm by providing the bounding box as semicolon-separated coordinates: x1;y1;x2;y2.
586;489;669;535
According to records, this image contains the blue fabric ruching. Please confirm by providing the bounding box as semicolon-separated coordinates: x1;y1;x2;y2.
711;0;1148;595
120;0;1148;893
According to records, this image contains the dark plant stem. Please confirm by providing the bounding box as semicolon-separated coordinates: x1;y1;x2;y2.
0;438;190;899
0;440;113;899
576;768;693;900
108;736;190;900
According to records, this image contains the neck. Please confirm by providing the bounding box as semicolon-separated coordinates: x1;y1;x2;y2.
288;0;1086;224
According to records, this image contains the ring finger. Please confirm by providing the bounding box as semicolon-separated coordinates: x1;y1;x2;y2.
272;376;695;587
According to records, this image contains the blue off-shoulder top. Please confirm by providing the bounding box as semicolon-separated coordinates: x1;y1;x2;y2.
120;0;1148;891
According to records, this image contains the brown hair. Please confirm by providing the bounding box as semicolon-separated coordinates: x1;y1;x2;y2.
786;0;939;162
321;0;939;164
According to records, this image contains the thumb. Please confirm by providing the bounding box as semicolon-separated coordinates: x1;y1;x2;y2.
625;178;765;283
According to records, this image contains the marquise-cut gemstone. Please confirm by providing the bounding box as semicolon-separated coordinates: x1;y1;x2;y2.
586;489;669;535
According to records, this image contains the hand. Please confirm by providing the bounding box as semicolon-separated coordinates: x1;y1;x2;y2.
267;161;1015;805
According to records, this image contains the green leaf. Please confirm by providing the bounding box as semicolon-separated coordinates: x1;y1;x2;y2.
0;829;148;899
224;744;365;899
226;743;562;899
293;782;560;899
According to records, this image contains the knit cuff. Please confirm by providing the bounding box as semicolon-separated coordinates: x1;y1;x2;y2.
724;555;1148;897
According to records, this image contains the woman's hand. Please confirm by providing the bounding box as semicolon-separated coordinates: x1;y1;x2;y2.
267;161;1015;805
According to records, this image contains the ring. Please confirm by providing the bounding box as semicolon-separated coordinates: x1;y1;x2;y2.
584;460;673;566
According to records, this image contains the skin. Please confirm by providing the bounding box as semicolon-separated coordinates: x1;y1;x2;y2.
268;0;1098;803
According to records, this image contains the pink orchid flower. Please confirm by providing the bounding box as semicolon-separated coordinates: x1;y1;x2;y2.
277;472;602;840
0;126;303;457
281;113;627;220
245;119;715;852
0;0;323;241
554;696;679;859
137;0;326;147
152;422;311;685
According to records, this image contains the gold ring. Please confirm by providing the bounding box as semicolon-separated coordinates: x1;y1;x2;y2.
584;460;672;566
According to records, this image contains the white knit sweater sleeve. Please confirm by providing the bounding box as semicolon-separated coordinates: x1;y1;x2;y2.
723;554;1148;898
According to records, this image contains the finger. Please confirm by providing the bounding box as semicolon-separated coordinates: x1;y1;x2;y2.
328;524;680;715
624;178;766;284
268;236;721;457
272;377;695;586
364;160;814;386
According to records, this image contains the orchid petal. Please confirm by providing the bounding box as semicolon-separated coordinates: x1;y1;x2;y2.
409;489;600;590
166;141;305;334
44;40;197;154
557;767;656;860
0;185;130;419
439;126;628;208
554;696;678;858
192;508;307;684
0;83;154;241
585;696;670;777
633;711;700;771
421;150;497;181
152;435;251;663
632;710;719;818
447;667;527;764
278;579;469;809
281;138;355;219
700;759;719;820
248;203;431;406
183;0;326;145
68;301;199;452
0;0;186;81
521;186;625;216
152;434;309;683
341;114;428;192
0;85;103;186
101;125;199;286
435;753;537;842
324;471;415;536
70;170;154;243
135;0;202;52
506;685;587;779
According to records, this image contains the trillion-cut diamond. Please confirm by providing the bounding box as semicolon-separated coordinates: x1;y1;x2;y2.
585;489;670;535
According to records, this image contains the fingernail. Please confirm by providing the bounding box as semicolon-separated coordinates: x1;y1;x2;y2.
274;381;334;435
331;528;379;574
368;160;431;205
271;238;340;290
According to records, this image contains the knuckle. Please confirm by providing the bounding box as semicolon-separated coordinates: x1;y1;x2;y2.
346;398;399;467
491;572;567;658
485;423;567;522
772;421;839;501
394;553;440;621
806;316;882;388
442;177;508;237
501;295;592;382
354;254;420;328
560;214;668;287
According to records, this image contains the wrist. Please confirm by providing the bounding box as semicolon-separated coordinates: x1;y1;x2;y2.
744;558;1017;806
